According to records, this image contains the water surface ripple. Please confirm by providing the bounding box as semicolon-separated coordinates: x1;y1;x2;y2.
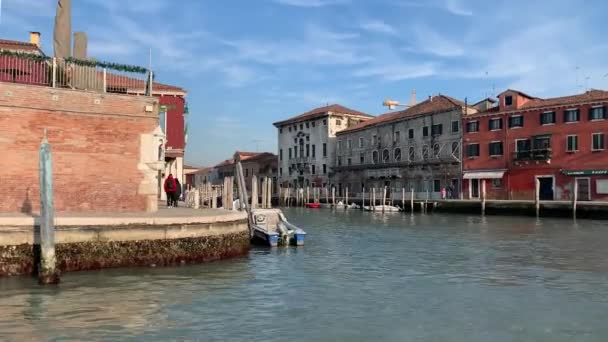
1;209;608;341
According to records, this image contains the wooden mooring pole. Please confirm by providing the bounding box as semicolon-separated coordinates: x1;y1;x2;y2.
332;187;336;207
481;179;486;216
382;186;387;213
345;187;349;209
372;188;376;211
572;180;578;218
535;178;540;217
410;187;414;213
38;130;59;285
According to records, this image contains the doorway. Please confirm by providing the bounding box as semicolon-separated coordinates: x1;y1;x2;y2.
576;178;591;201
536;176;554;200
471;179;480;199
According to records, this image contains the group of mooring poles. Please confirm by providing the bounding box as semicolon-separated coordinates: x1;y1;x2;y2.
278;185;434;214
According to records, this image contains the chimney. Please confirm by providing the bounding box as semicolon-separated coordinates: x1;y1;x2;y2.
29;32;41;48
73;31;88;59
410;89;416;106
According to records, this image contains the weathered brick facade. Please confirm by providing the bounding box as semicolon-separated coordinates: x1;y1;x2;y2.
0;83;160;213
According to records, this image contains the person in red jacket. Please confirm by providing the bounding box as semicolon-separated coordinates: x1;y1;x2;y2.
164;174;177;208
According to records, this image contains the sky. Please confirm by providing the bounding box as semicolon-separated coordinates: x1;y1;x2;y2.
2;0;608;167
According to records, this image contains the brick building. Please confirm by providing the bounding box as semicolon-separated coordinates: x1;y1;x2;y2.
463;89;608;201
0;82;162;213
2;33;189;203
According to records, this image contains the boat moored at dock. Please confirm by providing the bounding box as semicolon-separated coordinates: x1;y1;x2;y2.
250;209;306;247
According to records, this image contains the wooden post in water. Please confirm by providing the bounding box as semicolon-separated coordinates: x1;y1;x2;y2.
212;188;217;208
481;179;487;215
382;186;387;213
372;188;376;211
229;177;235;210
535;178;540;217
38;130;59;285
306;186;310;205
251;177;258;209
267;178;272;208
410;187;415;213
345;187;349;209
572;180;578;217
325;187;329;205
362;187;366;210
332;187;336;207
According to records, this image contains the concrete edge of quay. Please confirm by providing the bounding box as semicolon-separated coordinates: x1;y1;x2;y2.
0;210;250;277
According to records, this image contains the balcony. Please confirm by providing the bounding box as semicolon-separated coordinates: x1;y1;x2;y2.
0;52;152;95
513;148;552;161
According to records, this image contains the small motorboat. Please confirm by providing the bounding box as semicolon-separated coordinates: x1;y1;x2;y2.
363;205;401;212
250;209;306;247
306;202;321;209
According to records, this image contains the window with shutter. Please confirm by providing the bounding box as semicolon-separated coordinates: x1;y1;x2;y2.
540;111;556;125
564;109;579;123
508;115;524;128
589;106;606;120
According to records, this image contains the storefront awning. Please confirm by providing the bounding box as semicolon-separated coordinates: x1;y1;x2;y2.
463;170;505;179
562;170;608;176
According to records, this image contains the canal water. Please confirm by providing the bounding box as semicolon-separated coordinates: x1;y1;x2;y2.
1;209;608;341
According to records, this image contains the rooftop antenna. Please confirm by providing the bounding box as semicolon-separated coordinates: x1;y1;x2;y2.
484;71;489;98
585;76;591;91
252;139;264;152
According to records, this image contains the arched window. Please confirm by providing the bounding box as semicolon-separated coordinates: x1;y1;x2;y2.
372;150;379;164
394;148;402;162
382;149;390;163
409;146;415;161
422;145;429;160
299;139;304;157
433;144;440;158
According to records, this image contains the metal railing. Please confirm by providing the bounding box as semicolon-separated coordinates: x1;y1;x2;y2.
513;148;552;161
0;53;152;95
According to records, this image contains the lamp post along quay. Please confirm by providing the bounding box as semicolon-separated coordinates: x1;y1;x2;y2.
39;130;60;285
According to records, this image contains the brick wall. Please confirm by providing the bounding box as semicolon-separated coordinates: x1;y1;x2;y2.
0;83;159;213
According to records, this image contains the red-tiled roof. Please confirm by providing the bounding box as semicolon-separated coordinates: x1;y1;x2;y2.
104;72;186;94
0;39;41;53
521;89;608;110
498;89;538;99
339;95;466;134
214;151;269;168
472;89;608;117
273;104;373;127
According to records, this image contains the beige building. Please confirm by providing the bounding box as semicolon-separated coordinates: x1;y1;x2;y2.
273;104;373;188
334;95;478;199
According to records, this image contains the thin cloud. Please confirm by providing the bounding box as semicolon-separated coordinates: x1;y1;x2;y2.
407;24;465;57
393;0;472;17
444;0;472;16
354;62;437;81
360;20;398;35
273;0;349;7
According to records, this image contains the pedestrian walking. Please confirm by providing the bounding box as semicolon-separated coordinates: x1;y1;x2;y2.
174;178;182;207
164;174;177;208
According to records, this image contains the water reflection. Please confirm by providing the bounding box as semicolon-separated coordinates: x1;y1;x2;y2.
1;210;608;341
